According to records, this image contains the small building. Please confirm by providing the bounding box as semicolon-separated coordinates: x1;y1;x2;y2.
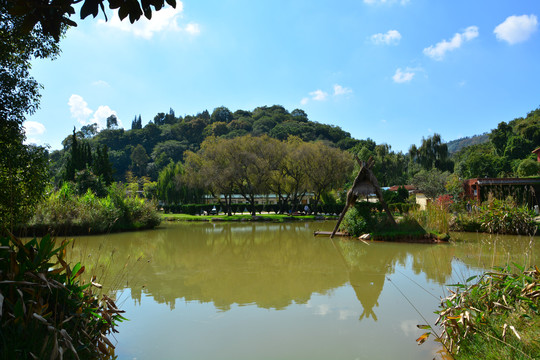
387;185;416;193
415;193;430;210
463;177;540;206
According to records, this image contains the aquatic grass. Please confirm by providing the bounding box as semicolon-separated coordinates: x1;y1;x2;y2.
435;264;540;359
409;202;450;235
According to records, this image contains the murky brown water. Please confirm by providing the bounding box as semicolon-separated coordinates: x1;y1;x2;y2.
64;221;539;360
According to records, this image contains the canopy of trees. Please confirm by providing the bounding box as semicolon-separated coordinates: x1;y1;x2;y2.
182;135;354;215
46;104;540;207
1;2;61;231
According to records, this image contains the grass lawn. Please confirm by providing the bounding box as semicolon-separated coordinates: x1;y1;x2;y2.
161;213;336;222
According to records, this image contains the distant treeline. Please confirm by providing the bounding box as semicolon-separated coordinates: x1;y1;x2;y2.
46;105;540;210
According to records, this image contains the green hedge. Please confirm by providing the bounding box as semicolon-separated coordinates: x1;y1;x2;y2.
162;203;346;215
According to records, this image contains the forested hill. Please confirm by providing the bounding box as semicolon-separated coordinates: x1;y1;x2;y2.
447;134;489;154
50;105;360;182
49;104;540;187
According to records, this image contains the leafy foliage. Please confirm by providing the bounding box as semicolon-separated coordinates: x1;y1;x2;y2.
340;202;385;236
412;168;450;199
436;265;540;359
451;197;537;236
0;234;125;359
7;0;177;41
25;182;160;235
1;1;61;232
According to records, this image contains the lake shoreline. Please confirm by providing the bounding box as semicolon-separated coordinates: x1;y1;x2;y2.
162;213;339;222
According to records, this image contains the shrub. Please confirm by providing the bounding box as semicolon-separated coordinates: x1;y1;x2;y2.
477;197;536;236
0;234;125;359
340;202;387;236
25;183;160;235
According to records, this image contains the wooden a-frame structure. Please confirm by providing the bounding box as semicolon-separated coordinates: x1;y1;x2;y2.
330;157;396;238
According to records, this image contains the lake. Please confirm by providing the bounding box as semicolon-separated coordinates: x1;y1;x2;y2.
65;221;539;360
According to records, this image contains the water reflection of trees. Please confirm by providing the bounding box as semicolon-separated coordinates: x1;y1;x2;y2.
336;240;455;321
64;223;527;321
450;232;539;271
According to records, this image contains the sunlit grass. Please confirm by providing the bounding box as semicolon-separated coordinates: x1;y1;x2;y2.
436;265;540;359
161;213;334;222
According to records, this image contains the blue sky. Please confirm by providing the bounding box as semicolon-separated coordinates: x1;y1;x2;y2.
25;0;540;153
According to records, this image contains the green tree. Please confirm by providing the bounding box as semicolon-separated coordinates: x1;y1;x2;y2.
0;143;49;231
210;106;233;124
303;141;354;214
106;114;118;129
0;1;62;231
412;168;449;199
503;135;533;160
92;144;114;185
409;133;453;172
184;137;237;215
151;140;188;168
445;173;464;200
63;128;93;182
131;144;149;177
453;143;506;179
156;161;200;204
489;121;512;156
80;122;98;138
132;115;142;129
517;159;540;177
226;135;281;215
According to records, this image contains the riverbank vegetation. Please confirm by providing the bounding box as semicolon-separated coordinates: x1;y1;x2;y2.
451;197;537;236
0;234;124;359
436;265;540;359
39;104;539;229
22;182;160;236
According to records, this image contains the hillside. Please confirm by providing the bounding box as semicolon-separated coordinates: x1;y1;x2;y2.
49;105;360;182
447;133;489;154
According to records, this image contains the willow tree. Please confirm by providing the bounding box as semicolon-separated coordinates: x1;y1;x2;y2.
184;137;237;215
225;135;282;216
267;136;310;213
303;142;354;214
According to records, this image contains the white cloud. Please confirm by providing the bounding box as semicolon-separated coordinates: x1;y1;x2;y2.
185;23;201;35
24;121;46;136
494;14;538;44
92;80;110;88
338;310;359;320
314;304;331;316
333;84;353;96
98;4;200;39
68;94;93;124
300;97;309;105
310;89;329;101
68;94;121;129
371;30;401;45
423;26;479;60
393;68;415;83
92;105;122;129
